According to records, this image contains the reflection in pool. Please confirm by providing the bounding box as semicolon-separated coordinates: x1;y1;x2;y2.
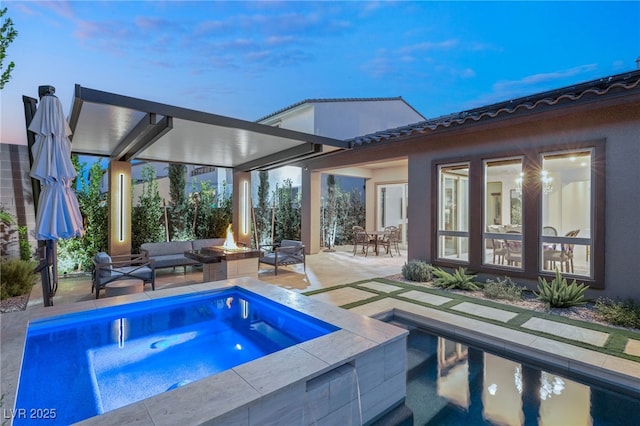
397;320;640;426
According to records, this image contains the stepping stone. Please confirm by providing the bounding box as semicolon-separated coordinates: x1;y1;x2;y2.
399;290;452;306
521;317;610;347
308;287;378;306
357;281;404;293
451;302;518;323
624;338;640;357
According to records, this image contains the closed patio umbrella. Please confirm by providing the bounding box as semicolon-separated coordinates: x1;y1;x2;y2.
28;85;84;306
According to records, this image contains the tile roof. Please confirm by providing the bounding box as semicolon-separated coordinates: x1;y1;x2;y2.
348;70;640;146
256;96;424;123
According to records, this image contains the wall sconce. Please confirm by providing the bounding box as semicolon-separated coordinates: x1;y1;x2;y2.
242;180;249;235
118;173;125;242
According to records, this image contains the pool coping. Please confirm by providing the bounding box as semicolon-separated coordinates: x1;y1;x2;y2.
1;277;407;425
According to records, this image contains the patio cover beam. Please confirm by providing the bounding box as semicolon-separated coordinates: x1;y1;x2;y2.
120;115;173;162
110;113;157;161
235;143;322;172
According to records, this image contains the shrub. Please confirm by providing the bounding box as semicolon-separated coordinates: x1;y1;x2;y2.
432;267;481;291
484;276;525;301
17;226;32;261
0;259;37;299
595;298;640;329
402;260;432;282
535;269;589;308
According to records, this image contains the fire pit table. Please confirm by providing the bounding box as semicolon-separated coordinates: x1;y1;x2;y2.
185;246;261;282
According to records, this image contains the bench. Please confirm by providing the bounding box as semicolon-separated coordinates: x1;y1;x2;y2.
259;240;306;275
92;252;155;299
140;238;225;272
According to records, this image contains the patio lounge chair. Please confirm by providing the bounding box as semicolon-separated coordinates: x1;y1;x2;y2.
259;240;305;275
92;252;155;299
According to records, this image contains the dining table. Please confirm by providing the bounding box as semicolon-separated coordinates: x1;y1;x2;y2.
367;230;387;256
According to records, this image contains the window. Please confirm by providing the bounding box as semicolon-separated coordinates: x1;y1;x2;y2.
483;158;523;269
438;164;469;262
540;150;593;278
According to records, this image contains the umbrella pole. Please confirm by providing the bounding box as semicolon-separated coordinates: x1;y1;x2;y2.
34;241;54;307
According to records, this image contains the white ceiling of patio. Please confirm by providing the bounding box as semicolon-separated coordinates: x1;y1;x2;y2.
66;85;349;171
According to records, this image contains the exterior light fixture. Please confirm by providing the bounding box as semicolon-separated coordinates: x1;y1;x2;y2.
118;173;125;242
242;180;249;235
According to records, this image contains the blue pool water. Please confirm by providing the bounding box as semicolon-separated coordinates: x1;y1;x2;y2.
397;320;640;426
15;287;339;425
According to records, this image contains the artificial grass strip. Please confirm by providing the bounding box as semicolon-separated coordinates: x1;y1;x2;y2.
301;277;640;362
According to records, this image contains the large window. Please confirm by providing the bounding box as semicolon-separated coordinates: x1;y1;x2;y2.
438;164;469;261
540;150;593;278
433;143;601;286
483;158;523;269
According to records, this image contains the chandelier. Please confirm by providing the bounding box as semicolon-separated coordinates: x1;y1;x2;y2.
540;170;554;194
514;171;553;194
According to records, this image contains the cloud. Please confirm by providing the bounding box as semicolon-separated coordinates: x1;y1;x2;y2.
492;64;599;94
467;63;601;108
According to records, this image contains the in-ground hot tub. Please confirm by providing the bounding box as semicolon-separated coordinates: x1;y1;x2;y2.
3;278;407;425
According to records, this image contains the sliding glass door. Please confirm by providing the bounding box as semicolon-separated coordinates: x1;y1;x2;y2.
377;183;408;248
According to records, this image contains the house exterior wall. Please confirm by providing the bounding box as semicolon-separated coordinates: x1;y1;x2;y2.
409;105;639;300
0;144;37;259
303;97;640;300
261;99;424;140
313;100;425;140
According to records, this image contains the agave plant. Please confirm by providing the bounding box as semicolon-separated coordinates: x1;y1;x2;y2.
535;269;589;308
431;267;481;291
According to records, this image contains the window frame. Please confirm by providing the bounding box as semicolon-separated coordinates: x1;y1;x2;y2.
431;140;605;288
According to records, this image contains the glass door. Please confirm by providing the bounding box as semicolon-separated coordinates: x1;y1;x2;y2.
377;183;408;249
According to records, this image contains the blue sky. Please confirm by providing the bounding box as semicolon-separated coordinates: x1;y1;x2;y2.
2;1;639;145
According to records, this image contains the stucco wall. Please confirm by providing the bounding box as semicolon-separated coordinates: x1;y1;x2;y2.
401;106;640;300
603;121;640;300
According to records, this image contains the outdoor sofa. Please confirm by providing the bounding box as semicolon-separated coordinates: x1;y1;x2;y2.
140;238;225;272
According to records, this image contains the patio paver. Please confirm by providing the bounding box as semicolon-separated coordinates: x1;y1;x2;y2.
625;339;640;357
307;287;378;306
450;301;518;323
522;317;610;347
399;290;452;306
357;281;404;293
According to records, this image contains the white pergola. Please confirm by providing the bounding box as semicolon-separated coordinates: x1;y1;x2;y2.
24;85;350;255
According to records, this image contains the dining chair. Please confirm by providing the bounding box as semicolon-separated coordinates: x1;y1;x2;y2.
352;226;373;256
504;239;522;266
544;229;580;273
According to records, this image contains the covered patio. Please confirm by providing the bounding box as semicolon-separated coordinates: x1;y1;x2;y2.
23;84;351;258
25;245;408;309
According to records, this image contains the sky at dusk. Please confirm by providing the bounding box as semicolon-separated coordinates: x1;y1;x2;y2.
2;1;639;146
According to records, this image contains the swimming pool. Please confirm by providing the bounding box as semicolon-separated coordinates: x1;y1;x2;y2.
15;287;339;424
393;318;640;425
4;279;407;425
